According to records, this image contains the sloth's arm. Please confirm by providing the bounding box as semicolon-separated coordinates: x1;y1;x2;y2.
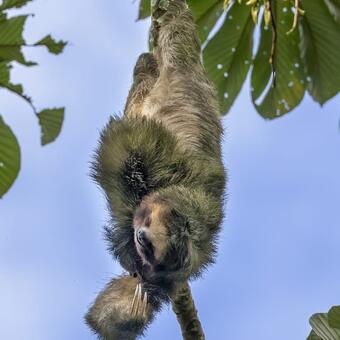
124;53;159;118
85;276;154;340
152;0;201;70
151;0;222;157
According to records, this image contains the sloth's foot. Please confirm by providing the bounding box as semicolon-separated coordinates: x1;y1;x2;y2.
151;0;169;36
152;0;169;18
86;276;155;339
151;0;187;47
152;0;186;19
130;283;148;320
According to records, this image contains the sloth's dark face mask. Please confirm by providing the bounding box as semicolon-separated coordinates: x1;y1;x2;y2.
133;199;189;277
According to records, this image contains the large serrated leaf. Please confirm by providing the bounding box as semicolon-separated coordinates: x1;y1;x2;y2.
324;0;340;23
0;15;27;45
328;306;340;330
0;61;32;103
189;0;224;43
310;313;340;340
203;2;254;114
137;0;340;118
37;108;65;146
34;34;67;55
0;115;20;198
0;0;32;10
300;0;340;105
188;0;221;19
0;14;35;65
251;2;305;119
0;46;36;65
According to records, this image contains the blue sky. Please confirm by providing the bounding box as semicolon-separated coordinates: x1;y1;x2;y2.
1;1;339;339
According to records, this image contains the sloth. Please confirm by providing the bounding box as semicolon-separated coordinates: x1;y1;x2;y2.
85;0;226;338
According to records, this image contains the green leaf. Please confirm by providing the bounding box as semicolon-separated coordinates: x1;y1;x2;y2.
324;0;340;23
188;0;224;43
0;115;20;198
0;15;27;45
328;306;340;330
307;330;323;340
0;0;32;10
138;0;151;20
0;1;66;197
139;0;225;46
310;313;340;340
0;15;36;65
0;12;7;21
137;0;340;118
203;2;254;114
34;34;67;55
251;2;305;119
0;61;23;94
0;46;36;65
0;61;32;104
37;108;65;146
187;0;222;19
300;0;340;104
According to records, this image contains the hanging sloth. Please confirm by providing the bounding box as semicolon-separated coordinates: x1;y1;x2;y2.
85;0;226;338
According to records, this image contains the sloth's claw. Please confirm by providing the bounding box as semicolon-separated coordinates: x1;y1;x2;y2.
142;291;147;319
130;284;139;316
129;283;148;320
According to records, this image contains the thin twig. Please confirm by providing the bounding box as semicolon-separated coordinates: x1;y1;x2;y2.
0;83;37;114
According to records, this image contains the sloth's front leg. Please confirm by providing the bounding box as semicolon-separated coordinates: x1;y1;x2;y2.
152;0;201;70
130;283;148;320
85;276;154;340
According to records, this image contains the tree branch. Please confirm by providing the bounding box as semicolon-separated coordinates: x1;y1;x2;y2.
171;281;205;340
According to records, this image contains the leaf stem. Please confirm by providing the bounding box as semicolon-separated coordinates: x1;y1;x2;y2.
268;0;277;86
0;82;37;114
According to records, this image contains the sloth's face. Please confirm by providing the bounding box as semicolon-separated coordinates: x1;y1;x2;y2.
133;200;169;266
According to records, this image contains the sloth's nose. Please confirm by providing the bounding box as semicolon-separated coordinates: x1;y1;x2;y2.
137;229;147;245
136;228;152;249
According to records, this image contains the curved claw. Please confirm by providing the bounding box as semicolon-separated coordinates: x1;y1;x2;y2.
129;283;148;320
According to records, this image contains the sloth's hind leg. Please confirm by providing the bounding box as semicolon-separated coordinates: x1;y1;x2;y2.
124;53;159;118
152;0;201;71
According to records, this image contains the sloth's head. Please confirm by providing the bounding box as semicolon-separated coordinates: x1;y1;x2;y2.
133;196;190;279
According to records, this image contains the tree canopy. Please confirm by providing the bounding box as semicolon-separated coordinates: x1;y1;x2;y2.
139;0;340;119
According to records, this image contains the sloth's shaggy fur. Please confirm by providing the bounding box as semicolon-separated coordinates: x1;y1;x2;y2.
86;0;226;338
93;116;225;280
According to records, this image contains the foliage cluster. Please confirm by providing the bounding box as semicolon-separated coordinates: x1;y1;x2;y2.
139;0;340;118
0;0;66;197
